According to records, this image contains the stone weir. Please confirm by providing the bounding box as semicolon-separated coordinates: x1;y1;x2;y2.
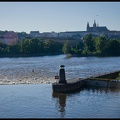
52;65;120;93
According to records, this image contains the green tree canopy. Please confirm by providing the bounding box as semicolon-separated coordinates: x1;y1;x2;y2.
62;40;71;54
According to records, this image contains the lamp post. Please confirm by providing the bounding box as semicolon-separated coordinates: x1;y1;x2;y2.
58;65;67;84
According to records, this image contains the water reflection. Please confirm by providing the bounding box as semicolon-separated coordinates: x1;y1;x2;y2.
52;86;120;118
84;86;120;93
52;92;67;118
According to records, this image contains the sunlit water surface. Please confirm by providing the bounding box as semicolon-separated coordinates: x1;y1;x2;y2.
0;55;120;84
0;55;120;118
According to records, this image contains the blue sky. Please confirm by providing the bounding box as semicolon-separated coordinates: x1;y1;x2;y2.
0;2;120;33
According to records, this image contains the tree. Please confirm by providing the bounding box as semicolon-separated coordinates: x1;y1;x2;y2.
44;40;63;54
71;42;84;55
107;40;120;56
20;39;30;54
0;41;7;55
7;44;20;54
95;36;109;55
62;40;71;54
82;34;95;55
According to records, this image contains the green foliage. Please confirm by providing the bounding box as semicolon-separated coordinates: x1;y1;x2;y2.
116;72;120;80
82;34;96;55
7;44;20;54
0;38;63;57
65;34;120;57
95;36;108;55
44;39;63;54
62;40;71;54
0;35;120;57
106;40;120;56
0;41;7;54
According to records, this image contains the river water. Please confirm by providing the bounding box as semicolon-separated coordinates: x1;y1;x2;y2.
0;55;120;118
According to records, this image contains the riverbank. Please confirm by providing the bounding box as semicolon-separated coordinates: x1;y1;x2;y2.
0;53;63;58
66;53;120;58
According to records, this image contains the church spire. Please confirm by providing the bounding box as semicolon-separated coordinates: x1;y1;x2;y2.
87;22;89;31
93;20;96;28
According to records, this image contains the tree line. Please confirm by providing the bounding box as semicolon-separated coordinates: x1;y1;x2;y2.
0;34;120;57
62;34;120;56
0;38;63;57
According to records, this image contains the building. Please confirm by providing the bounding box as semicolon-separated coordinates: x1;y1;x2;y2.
30;31;40;38
40;20;120;39
0;31;18;45
1;20;120;43
86;20;120;38
87;20;109;32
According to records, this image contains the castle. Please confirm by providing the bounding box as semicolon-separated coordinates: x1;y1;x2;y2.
36;20;120;39
1;20;120;45
87;20;108;32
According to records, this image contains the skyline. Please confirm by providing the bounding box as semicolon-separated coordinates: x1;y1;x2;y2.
0;2;120;33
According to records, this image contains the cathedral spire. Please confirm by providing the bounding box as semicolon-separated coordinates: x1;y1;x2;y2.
87;22;89;31
93;20;96;28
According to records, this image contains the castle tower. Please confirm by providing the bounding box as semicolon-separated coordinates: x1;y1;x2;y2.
93;20;96;28
87;22;89;31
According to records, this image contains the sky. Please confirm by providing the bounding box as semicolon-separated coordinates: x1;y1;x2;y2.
0;2;120;34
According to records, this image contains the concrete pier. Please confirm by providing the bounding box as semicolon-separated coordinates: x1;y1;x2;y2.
52;66;120;93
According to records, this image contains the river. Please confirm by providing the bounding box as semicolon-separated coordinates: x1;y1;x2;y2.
0;55;120;118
